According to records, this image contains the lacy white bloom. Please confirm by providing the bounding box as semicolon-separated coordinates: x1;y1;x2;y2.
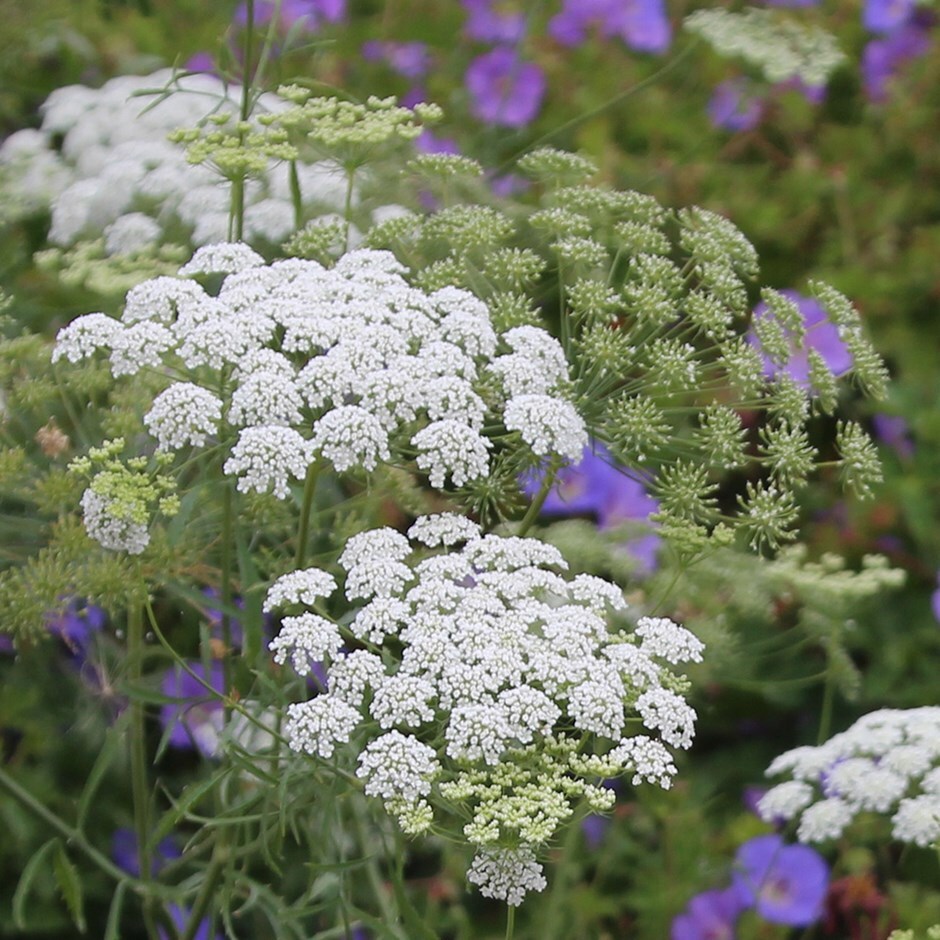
123;276;207;324
52;313;122;363
223;426;312;498
609;735;678;789
339;527;412;569
81;488;150;555
636;688;697;749
370;675;436;729
412;420;492;489
310;406;390;473
269;613;343;675
108;321;177;377
285;696;361;759
504;394;588;461
180;242;267;277
264;568;338;612
144;383;222;450
466;847;548;907
408;513;482;547
228;371;303;428
356;730;441;803
635;616;705;665
761;707;940;847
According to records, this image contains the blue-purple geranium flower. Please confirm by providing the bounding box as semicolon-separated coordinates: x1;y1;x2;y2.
862;19;933;101
234;0;345;31
549;0;671;54
159;660;227;757
523;442;661;575
464;47;546;128
45;598;106;658
748;289;852;390
732;834;829;926
672;886;747;940
707;79;766;132
361;40;432;79
461;0;527;43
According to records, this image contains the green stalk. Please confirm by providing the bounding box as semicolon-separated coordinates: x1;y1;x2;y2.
0;764;140;887
505;905;516;940
220;479;234;714
517;457;561;537
817;659;836;746
127;601;161;940
179;845;227;940
295;459;320;569
343;167;356;253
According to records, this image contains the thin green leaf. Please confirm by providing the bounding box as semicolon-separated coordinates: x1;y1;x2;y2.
52;841;86;933
76;725;123;832
13;837;59;929
104;881;129;940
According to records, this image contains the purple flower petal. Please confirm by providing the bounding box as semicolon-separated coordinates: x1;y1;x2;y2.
864;0;916;33
671;886;748;940
748;289;852;389
461;0;527;43
549;0;671;53
465;47;546;128
159;661;226;757
707;79;766;132
731;834;829;926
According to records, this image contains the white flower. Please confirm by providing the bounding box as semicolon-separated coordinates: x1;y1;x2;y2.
609;735;678;789
310;406;390;473
796;797;854;842
636;688;697;749
569;676;626;739
103;212;161;255
329;651;387;706
411;420;492;489
144;383;222;451
635;616;705;665
339;527;412;570
81;488;149;555
757;780;815;821
109;321;177;377
228;370;303;428
423;376;487;429
349;597;410;644
179;242;266;276
356;730;441;803
370;675;436;729
345;559;413;601
122;277;207;325
269;613;343;675
408;513;482;547
264;569;338;612
891;795;940;848
285;696;361;759
504;394;588;461
223;425;312;498
52;313;121;363
466;847;547;907
498;686;561;743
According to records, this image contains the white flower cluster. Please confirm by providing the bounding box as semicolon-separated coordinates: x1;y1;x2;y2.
80;488;150;555
0;69;349;253
268;515;703;903
759;707;940;848
53;246;586;494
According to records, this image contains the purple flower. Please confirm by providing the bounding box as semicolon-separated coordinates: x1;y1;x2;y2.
549;0;671;54
461;0;527;43
465;47;546;128
862;22;933;101
762;0;819;6
932;571;940;624
361;41;432;79
748;289;852;389
0;634;13;655
581;813;611;849
707;79;766;132
234;0;345;31
185;51;216;74
731;834;829;926
45;599;106;658
416;129;461;155
159;904;221;940
523;443;661;575
159;660;226;757
672;887;747;940
864;0;916;33
872;413;914;459
112;827;180;878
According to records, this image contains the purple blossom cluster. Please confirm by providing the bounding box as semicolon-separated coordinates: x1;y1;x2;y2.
672;834;829;938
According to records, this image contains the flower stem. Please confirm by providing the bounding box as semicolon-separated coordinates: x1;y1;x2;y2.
295;459;320;570
505;905;516;940
517;457;561;537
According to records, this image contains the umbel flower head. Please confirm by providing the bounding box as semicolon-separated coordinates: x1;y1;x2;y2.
269;514;704;905
53;244;587;546
758;707;940;847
